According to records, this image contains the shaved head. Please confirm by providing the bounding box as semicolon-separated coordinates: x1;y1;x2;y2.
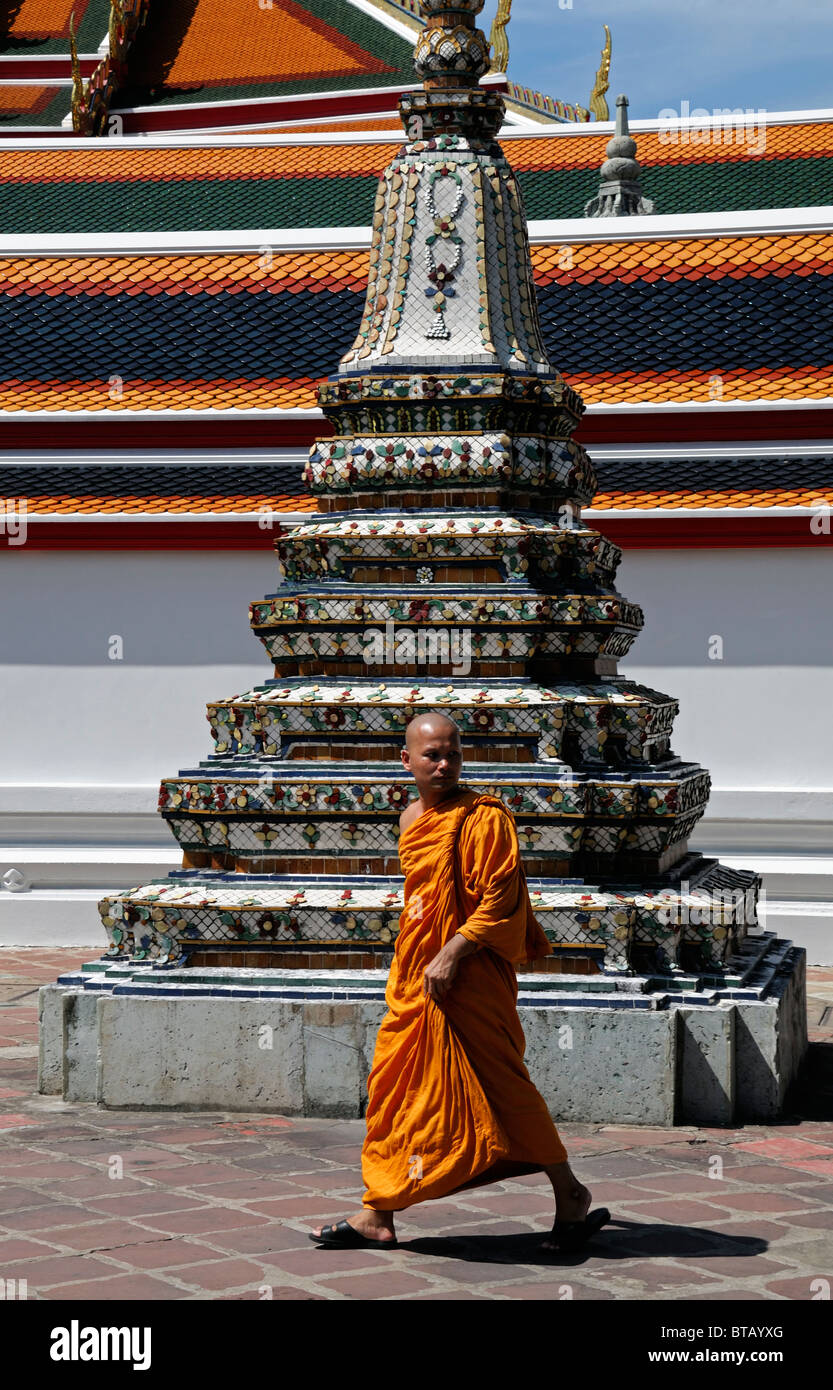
401;710;464;807
404;710;461;750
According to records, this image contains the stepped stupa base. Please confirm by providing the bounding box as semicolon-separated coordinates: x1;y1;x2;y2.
39;933;806;1126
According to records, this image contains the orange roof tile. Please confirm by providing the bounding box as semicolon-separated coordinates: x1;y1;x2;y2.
130;0;393;93
593;489;825;511
8;0;83;40
22;493;318;514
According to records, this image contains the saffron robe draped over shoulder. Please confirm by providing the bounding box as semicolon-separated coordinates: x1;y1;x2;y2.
361;788;568;1211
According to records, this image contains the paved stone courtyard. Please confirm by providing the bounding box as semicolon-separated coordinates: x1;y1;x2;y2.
1;948;832;1301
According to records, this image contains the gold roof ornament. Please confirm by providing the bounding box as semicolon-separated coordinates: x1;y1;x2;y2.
109;0;127;62
589;23;611;122
489;0;513;73
69;11;91;135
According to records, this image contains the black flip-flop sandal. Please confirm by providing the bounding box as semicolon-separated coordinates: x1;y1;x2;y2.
542;1206;611;1254
309;1219;399;1249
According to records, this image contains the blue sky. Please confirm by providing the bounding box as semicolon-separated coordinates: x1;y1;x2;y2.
495;0;833;118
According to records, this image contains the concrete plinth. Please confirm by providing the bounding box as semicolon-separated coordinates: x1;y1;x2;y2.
39;937;808;1125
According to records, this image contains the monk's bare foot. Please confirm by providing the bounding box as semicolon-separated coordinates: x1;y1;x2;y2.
540;1163;592;1252
310;1208;396;1243
539;1183;593;1252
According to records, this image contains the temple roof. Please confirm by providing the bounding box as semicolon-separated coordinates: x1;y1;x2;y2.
117;0;417;110
4;454;831;516
0;0;110;55
2;118;831;231
1;228;830;414
0;82;71;127
0;9;830;536
0;0;580;134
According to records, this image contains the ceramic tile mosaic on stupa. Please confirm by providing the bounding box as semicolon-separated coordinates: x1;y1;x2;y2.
95;0;760;982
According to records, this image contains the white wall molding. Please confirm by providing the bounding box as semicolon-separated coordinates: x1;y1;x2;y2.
2;108;832;153
3;207;831;256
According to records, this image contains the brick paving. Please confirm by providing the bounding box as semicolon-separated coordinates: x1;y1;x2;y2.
1;947;832;1301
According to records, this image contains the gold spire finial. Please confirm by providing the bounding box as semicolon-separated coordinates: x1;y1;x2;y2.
589;23;611;121
489;0;513;74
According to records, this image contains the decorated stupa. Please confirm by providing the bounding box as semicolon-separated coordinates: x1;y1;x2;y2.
42;1;806;1124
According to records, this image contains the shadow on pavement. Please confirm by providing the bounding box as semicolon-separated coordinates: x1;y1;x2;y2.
395;1221;768;1266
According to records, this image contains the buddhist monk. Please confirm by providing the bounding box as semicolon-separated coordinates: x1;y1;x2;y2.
310;711;610;1254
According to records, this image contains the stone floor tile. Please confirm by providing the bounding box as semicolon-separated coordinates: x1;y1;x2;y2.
407;1219;537;1241
392;1204;510;1231
600;1260;715;1288
578;1155;670;1179
302;1146;363;1165
137;1207;265;1235
720;1163;826;1185
45;1221;172;1252
0;1186;56;1212
223;1155;334;1176
185;1179;300;1201
0;1160;93;1180
108;1239;228;1269
38;1273;188;1300
778;1158;833;1176
168;1259;269;1292
787;1210;833;1230
765;1274;832;1298
396;1257;549;1285
39;1179;153;1201
143;1162;252;1187
241;1196;358;1219
684;1253;797;1278
277;1246;396;1276
682;1290;773;1300
644;1145;732;1168
132;1127;230;1145
314;1269;444;1298
786;1183;833;1204
203;1224;312;1256
625;1172;724;1195
279;1168;367;1193
1;1204;103;1232
219;1287;327;1300
748;1238;833;1267
732;1137;833;1160
708;1192;817;1214
0;1236;63;1262
567;1180;645;1204
82;1192;208;1218
498;1280;616;1299
191;1141;271;1158
451;1192;554;1217
21;1254;121;1287
406;1289;493;1299
597;1127;701;1146
614;1199;727;1224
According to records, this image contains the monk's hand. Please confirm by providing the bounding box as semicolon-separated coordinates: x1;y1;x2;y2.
423;933;477;1004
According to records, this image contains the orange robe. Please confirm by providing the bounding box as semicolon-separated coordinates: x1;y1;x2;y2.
361;788;568;1211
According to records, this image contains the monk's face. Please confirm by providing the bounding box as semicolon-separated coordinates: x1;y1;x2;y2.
402;718;463;802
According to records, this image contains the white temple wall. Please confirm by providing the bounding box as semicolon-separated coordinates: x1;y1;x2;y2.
1;545;830;959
